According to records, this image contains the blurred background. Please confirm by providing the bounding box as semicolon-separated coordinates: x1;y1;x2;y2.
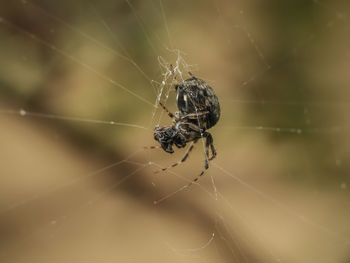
0;0;349;262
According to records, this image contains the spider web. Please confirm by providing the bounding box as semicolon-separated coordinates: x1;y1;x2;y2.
0;0;349;262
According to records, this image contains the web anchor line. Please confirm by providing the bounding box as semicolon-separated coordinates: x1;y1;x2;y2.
0;109;149;130
0;16;155;107
213;162;350;244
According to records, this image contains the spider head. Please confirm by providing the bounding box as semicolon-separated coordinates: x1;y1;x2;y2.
154;126;176;153
154;125;186;153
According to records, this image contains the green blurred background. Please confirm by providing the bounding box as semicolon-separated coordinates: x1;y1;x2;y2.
0;0;349;262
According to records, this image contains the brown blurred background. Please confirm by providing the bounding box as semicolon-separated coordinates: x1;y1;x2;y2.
0;0;350;262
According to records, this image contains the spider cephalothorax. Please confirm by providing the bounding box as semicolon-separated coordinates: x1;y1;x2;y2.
154;125;186;153
153;75;220;183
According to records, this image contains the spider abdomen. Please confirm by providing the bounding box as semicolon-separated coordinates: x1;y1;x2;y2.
176;77;220;130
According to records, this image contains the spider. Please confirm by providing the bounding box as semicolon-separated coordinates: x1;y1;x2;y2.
152;72;220;186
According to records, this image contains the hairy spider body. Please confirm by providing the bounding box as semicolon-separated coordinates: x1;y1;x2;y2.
154;76;220;181
176;77;220;130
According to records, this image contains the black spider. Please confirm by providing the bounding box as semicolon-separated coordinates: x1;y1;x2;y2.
153;74;220;185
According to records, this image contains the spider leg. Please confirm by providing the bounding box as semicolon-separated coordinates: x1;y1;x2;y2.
182;120;214;165
180;111;208;120
143;145;161;150
209;141;217;161
171;132;216;189
203;132;216;161
182;164;208;189
179;123;212;167
203;132;213;169
154;140;197;174
159;102;176;119
184;132;215;188
151;132;216;188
